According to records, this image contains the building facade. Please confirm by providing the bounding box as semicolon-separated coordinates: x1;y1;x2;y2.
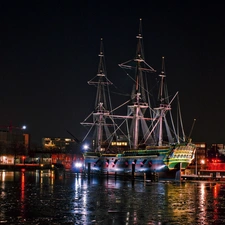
41;137;80;169
42;137;76;152
186;142;207;174
0;129;30;164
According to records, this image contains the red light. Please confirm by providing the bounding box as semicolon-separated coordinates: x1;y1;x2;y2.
211;158;221;163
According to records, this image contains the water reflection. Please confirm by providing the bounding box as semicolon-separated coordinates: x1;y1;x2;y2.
20;170;25;220
213;183;219;222
1;170;225;224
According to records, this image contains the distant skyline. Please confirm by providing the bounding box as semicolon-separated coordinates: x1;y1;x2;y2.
0;2;225;146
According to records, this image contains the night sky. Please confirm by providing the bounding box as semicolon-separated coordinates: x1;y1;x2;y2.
1;1;225;147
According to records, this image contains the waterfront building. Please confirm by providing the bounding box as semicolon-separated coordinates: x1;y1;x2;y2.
210;143;225;159
42;137;76;152
186;142;207;174
0;128;30;164
41;137;81;169
207;143;225;170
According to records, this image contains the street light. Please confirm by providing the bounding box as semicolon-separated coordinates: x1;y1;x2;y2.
83;144;89;150
200;159;205;170
23;156;25;165
83;144;91;152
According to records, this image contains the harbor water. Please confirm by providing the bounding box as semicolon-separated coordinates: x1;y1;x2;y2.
0;170;225;224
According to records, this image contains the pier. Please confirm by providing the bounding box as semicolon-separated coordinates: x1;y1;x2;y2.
182;170;225;181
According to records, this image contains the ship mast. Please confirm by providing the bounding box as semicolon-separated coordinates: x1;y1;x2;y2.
133;18;146;149
158;56;166;146
119;18;156;149
155;57;179;146
81;38;113;152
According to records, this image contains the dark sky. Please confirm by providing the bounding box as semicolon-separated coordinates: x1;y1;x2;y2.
0;1;225;146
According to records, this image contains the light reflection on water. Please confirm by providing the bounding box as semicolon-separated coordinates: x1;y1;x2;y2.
0;170;225;224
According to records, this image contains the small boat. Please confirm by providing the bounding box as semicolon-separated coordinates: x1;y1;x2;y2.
81;18;196;176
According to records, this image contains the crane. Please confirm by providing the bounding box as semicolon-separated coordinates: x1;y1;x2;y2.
0;122;26;133
188;119;196;142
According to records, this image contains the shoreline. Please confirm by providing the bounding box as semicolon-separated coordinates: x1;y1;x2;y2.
0;163;55;171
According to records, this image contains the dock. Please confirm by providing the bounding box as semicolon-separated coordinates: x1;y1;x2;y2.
182;170;225;181
0;163;56;171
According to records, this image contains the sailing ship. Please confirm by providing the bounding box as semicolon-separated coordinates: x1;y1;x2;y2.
81;19;196;176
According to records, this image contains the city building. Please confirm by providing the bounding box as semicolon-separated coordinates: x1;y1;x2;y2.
207;143;225;170
0;127;30;164
41;137;81;169
42;137;76;152
186;142;207;174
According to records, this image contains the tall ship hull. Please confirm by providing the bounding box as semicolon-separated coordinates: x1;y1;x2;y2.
83;143;196;175
81;19;196;177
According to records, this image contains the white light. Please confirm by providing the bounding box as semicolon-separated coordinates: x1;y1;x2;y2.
22;125;26;130
83;144;89;150
75;162;82;168
156;165;166;171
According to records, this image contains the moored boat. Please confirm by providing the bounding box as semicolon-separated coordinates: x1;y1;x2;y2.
81;19;196;177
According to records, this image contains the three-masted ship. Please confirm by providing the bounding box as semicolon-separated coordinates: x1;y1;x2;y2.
81;19;196;176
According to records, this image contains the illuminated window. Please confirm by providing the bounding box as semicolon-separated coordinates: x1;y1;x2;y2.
111;141;128;146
